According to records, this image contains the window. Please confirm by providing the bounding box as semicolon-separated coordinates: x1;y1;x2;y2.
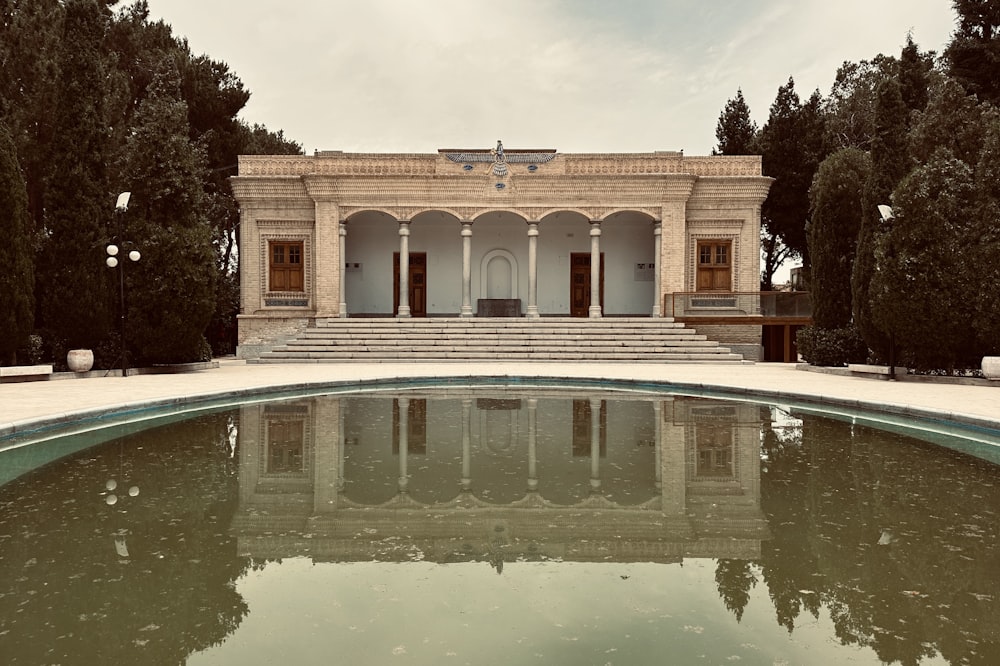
696;240;732;291
269;241;304;292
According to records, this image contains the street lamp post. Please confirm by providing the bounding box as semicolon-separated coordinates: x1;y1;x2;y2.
102;440;140;558
106;192;139;377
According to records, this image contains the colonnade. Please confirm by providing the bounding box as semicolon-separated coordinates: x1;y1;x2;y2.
374;397;663;498
336;216;664;318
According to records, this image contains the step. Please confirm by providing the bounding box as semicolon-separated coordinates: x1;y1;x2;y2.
253;317;745;364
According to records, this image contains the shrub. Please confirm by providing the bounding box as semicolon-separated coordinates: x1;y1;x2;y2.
797;325;868;367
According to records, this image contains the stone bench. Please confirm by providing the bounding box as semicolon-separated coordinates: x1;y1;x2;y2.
847;363;907;379
0;364;54;383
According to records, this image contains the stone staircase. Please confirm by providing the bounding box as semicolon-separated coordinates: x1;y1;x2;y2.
250;317;745;363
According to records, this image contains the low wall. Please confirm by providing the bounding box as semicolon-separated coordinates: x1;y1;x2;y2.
684;323;762;362
237;314;312;359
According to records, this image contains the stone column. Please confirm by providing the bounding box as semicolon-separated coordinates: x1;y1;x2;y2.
397;398;409;493
397;220;411;318
460;222;474;317
660;398;686;516
314;201;339;318
338;400;346;493
526;221;540;318
652;220;663;317
590;397;602;491
238;206;259;313
461;399;472;491
527;398;538;490
653;400;662;490
589;220;602;318
661;201;688;299
314;397;339;513
338;222;348;318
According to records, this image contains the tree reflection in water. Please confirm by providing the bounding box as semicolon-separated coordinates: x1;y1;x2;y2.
0;391;998;665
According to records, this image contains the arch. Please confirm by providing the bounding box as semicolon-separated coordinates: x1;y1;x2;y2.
602;208;659;222
538;208;594;223
471;209;527;224
341;207;401;222
409;208;465;223
480;249;518;299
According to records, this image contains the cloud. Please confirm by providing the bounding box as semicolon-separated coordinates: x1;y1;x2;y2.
147;0;955;155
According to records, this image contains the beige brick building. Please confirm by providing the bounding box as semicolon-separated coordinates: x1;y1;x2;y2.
231;143;772;359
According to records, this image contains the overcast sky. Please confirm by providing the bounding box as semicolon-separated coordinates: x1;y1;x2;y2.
145;0;957;156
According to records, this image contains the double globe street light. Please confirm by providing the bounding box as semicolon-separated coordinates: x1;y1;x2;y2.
106;192;140;377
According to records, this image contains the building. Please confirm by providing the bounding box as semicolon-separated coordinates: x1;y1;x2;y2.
232;392;769;563
230;142;773;359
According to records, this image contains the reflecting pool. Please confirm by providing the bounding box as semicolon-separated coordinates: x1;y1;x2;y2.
1;388;999;665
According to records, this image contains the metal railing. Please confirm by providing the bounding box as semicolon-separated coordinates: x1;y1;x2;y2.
669;291;812;319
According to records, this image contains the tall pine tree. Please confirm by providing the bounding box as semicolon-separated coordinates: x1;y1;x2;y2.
0;122;34;364
945;0;1000;106
714;89;758;155
117;60;216;364
852;76;908;361
758;79;827;286
38;0;113;353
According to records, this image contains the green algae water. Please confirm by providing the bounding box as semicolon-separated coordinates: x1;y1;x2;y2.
1;388;998;665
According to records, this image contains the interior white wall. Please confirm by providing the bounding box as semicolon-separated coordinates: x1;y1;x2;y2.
343;209;655;316
343;214;396;314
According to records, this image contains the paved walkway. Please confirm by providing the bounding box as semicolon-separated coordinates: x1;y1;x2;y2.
1;360;997;441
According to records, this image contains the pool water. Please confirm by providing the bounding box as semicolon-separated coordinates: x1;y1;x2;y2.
1;388;998;665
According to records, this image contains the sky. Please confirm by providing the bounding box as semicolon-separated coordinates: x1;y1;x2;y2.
144;0;957;156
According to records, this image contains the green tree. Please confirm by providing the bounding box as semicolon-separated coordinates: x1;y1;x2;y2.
715;559;758;622
898;33;932;114
945;0;1000;106
823;55;896;151
759;79;828;286
870;150;982;370
0;0;64;232
0;122;34;364
807;148;872;329
714;88;758;155
853;77;909;361
37;0;113;352
971;109;1000;354
908;76;985;166
117;61;216;364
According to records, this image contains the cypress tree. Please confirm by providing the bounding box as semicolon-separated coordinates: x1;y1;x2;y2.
714;89;758;155
807;148;871;329
945;0;1000;106
971;110;1000;355
117;60;216;364
870;150;981;370
0;123;34;364
898;34;931;114
37;0;113;352
853;77;908;361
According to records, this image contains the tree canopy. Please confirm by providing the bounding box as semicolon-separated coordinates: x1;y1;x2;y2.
715;8;1000;369
0;0;302;366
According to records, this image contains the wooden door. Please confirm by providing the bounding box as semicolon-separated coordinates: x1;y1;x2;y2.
393;252;427;317
569;253;604;317
696;241;732;291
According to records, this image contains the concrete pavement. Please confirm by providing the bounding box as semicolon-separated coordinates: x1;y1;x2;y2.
1;359;998;443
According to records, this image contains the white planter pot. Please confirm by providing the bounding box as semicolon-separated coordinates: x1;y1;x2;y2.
982;356;1000;380
67;349;94;373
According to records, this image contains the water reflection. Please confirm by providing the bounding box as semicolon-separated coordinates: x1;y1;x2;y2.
234;392;767;567
0;390;998;665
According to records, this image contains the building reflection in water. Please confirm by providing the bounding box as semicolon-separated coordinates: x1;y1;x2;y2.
232;391;769;568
